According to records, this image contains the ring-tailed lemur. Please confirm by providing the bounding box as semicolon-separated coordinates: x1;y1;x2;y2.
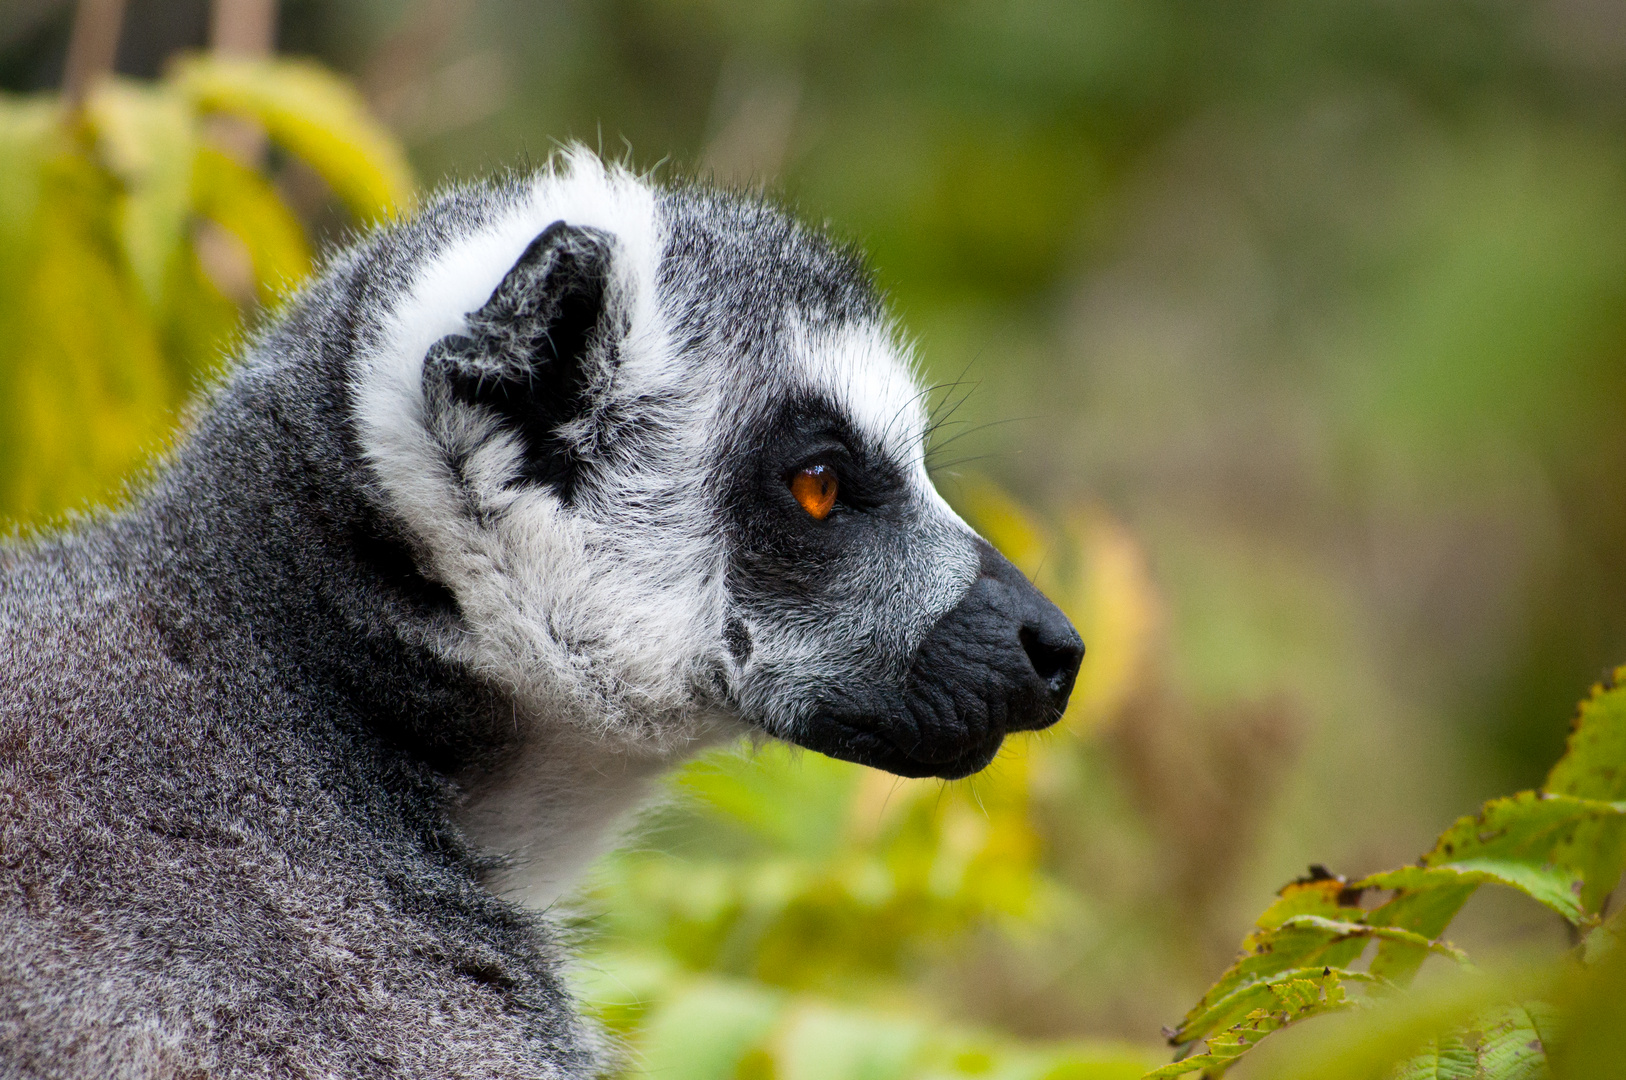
0;149;1081;1078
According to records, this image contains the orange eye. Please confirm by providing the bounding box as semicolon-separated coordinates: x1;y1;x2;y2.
790;464;838;520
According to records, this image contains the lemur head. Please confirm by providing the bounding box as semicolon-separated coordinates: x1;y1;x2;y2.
355;150;1081;780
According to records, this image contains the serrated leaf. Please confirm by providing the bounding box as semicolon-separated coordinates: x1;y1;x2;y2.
1543;672;1626;913
1359;794;1626;985
1388;1003;1557;1080
1167;875;1368;1043
174;55;413;222
86;79;194;311
1255;874;1364;929
1545;669;1626;801
1388;1035;1480;1080
1284;916;1467;962
1361;794;1626;929
1363;882;1480;985
1146;972;1356;1079
1473;1003;1558;1080
1173;963;1385;1051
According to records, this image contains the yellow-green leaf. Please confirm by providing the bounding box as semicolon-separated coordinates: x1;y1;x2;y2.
1388;1003;1557;1080
1145;972;1356;1079
2;150;174;522
86;78;195;311
1362;881;1481;986
1361;794;1626;928
191;146;312;303
1543;671;1626;913
174;54;414;222
776;1003;927;1080
635;979;785;1080
1167;874;1368;1044
1545;668;1626;801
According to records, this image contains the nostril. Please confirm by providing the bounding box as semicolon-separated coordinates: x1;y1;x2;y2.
1019;624;1084;698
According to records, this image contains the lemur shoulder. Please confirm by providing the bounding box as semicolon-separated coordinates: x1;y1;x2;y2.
0;150;1082;1078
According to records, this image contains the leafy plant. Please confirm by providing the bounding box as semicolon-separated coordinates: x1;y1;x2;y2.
0;55;411;525
1151;670;1626;1078
572;739;1161;1080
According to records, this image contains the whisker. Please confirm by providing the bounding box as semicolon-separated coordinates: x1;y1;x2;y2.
927;453;1003;473
923;378;981;450
923;415;1038;468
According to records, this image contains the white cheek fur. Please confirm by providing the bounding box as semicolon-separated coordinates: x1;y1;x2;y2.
352;150;740;902
347;147;973;906
354;149;719;743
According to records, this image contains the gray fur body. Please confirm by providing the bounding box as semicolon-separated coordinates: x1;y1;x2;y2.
1;189;593;1076
0;155;1082;1077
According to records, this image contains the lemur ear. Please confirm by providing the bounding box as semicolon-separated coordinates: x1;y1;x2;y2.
424;220;617;497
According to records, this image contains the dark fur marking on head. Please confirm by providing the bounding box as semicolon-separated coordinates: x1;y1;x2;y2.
723;617;752;664
424;220;617;502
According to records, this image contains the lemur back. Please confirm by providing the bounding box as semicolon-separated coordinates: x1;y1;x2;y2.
0;153;1082;1078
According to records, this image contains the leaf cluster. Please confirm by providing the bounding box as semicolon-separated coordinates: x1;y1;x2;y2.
574;740;1159;1080
0;56;411;524
1151;670;1626;1078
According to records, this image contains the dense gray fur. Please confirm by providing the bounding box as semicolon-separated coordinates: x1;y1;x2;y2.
0;153;1080;1077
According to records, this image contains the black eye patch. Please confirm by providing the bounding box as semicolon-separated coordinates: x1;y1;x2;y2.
743;396;907;517
719;393;914;605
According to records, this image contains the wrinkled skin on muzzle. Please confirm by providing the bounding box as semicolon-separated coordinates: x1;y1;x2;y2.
790;541;1083;779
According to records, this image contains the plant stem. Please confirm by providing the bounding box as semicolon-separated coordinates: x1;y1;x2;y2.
209;0;278;57
62;0;128;111
206;0;279;165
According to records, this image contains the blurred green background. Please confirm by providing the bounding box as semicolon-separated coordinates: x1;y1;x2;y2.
6;0;1626;1074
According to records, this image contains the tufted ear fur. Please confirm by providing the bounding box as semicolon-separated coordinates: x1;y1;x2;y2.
423;220;617;500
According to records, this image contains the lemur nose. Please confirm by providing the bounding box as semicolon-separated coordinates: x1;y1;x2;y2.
1020;614;1084;706
973;540;1084;725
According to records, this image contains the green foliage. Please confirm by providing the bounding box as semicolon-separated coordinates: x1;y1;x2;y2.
0;56;410;526
1146;972;1355;1079
171;56;414;223
574;737;1162;1080
1153;670;1626;1078
1386;1003;1561;1080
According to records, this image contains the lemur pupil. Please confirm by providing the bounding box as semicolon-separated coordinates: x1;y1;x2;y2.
791;465;837;519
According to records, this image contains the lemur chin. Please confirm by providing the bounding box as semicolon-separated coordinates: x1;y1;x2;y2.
0;148;1082;1079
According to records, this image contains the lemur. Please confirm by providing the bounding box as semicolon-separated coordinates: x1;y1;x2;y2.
0;150;1082;1078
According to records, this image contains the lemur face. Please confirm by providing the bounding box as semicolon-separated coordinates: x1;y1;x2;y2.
357;152;1081;779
